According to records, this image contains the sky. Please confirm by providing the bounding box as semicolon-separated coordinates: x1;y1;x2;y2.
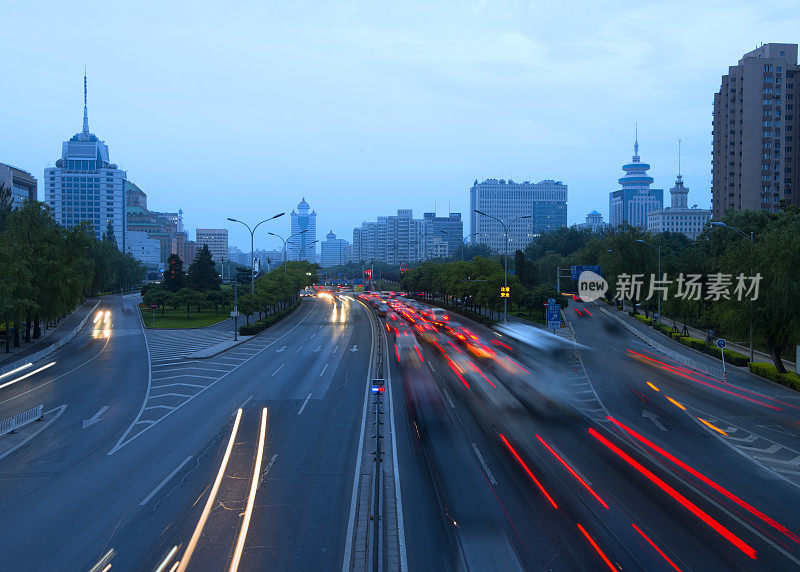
3;0;800;252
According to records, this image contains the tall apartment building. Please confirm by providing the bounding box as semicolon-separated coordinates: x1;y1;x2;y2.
196;229;228;262
289;198;317;262
352;210;424;264
0;163;37;207
469;178;567;252
422;212;463;260
609;134;663;228
44;74;126;248
126;182;193;265
320;231;352;267
712;43;800;218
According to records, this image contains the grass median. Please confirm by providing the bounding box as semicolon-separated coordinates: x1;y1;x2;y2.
140;305;230;329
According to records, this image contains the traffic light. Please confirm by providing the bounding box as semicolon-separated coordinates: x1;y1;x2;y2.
500;286;510;298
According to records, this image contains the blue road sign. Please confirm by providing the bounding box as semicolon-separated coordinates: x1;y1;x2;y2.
571;265;602;280
547;303;561;329
717;339;726;349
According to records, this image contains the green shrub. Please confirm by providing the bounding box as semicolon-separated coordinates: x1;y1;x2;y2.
633;314;653;326
239;301;300;335
749;362;800;390
678;336;749;366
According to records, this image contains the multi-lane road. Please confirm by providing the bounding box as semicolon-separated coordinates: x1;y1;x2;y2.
0;291;799;570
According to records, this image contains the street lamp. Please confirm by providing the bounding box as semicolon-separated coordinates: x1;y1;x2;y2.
268;229;308;276
710;221;755;364
474;210;531;324
227;213;284;295
636;239;662;325
439;230;479;261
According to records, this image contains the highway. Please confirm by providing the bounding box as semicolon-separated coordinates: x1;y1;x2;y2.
0;290;799;570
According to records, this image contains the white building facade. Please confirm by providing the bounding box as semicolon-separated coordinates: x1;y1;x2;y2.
320;231;352;267
125;231;161;266
44;74;127;248
196;228;228;262
352;210;424;264
577;210;609;233
469;178;568;252
289;198;317;262
647;173;712;239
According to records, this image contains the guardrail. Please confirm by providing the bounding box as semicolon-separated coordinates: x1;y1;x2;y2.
0;300;101;378
598;306;724;379
0;404;43;437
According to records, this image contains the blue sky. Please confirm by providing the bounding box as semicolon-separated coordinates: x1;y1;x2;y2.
3;1;799;251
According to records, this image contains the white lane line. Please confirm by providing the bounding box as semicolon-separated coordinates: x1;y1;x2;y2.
310;330;317;339
271;364;285;377
298;393;312;415
144;405;176;411
471;442;497;485
294;345;303;354
240;395;254;409
150;367;232;374
139;456;193;506
333;344;339;353
320;363;328;377
151;382;206;389
259;453;279;485
442;386;455;409
150;393;195;399
0;404;67;462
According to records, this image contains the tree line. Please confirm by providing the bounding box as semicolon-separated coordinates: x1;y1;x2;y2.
0;186;144;350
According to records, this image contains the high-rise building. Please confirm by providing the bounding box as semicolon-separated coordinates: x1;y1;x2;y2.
196;228;228;262
352;210;424;264
469;178;567;252
125;182;191;265
712;43;800;218
289;198;317;262
320;231;352;267
44;73;127;248
423;212;462;259
0;163;37;207
609;132;663;228
577;210;609;233
647;162;712;239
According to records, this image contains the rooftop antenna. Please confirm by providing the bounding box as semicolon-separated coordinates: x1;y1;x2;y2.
678;138;682;176
634;121;639;157
82;66;89;133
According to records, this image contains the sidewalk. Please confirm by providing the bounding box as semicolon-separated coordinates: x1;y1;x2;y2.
0;298;100;368
615;301;796;373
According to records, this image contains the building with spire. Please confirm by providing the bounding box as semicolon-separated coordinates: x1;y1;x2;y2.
577;210;609;233
289;198;317;262
609;127;663;228
44;72;127;248
647;142;712;239
320;230;352;267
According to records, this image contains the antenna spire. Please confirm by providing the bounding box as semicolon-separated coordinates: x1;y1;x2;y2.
634;122;639;157
678;138;681;176
82;67;89;133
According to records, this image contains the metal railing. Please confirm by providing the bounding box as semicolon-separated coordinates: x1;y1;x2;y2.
0;404;43;437
598;306;724;378
0;300;101;378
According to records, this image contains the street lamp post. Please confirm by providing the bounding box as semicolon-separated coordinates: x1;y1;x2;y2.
710;221;755;364
439;230;479;261
227;213;285;296
268;229;308;276
473;210;531;324
636;239;662;325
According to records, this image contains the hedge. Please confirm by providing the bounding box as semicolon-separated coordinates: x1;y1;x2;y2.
749;362;800;390
678;336;749;366
633;314;653;326
239;300;300;335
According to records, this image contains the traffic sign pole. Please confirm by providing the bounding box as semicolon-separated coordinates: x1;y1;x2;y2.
718;339;727;383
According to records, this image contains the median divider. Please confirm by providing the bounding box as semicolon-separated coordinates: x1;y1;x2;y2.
0;405;43;437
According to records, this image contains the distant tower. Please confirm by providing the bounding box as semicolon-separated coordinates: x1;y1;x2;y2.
289;198;317;261
671;140;689;208
608;125;663;228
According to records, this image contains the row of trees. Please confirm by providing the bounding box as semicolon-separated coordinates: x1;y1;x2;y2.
507;208;800;372
0;188;144;350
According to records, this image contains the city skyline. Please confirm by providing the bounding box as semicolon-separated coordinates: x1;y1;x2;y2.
3;2;800;251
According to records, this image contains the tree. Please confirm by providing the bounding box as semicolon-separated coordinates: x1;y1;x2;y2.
187;244;221;292
176;288;202;320
206;290;228;316
163;254;185;292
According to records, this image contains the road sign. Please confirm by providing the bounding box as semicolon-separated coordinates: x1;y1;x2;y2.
500;286;510;298
570;265;602;280
717;339;726;349
547;303;561;330
230;310;240;317
149;303;158;309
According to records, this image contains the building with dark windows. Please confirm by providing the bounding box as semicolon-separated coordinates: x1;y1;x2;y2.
712;43;800;218
44;73;126;249
469;178;567;252
0;163;37;207
422;212;462;260
320;231;352;267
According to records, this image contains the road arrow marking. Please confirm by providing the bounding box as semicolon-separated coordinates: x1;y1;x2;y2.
642;409;666;431
275;346;287;353
314;346;322;353
83;406;109;429
349;345;358;353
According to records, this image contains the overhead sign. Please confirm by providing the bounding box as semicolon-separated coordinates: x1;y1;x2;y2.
571;265;602;280
547;302;561;330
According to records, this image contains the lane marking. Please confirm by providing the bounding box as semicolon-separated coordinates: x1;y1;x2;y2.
178;409;243;572
240;395;254;409
334;344;339;353
471;442;497;485
139;456;193;506
259;453;278;485
298;393;312;415
295;346;303;354
271;364;285;377
320;363;328;377
230;407;268;571
442;386;455;409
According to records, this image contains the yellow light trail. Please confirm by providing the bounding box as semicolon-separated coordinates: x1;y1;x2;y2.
229;407;268;571
178;408;243;572
698;418;728;436
666;396;687;411
647;382;660;392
